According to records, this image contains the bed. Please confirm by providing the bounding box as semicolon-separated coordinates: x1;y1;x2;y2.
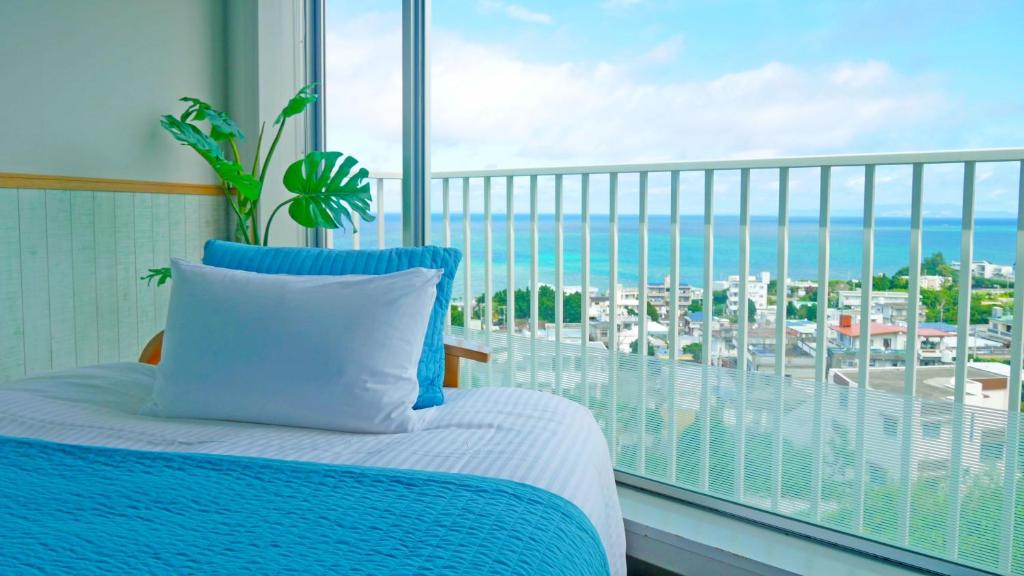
0;362;626;575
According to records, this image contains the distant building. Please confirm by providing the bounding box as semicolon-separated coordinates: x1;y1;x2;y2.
831;316;907;354
833;362;1011;411
834;289;921;326
988;307;1013;338
786;279;817;300
645;277;702;322
829;314;956;369
919;275;951;290
952;260;1015;280
727;272;770;316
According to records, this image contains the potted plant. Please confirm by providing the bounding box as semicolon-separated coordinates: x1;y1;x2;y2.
143;83;373;285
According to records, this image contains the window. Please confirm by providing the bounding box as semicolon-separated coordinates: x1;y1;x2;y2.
320;3;1024;575
868;463;889;486
981;429;1005;463
881;415;898;438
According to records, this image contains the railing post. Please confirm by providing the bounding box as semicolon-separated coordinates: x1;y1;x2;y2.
351;210;360;249
736;168;751;500
949;161;977;558
853;164;876;533
1002;161;1024;572
900;163;924;545
442;177;449;328
555;174;564;396
811;165;832;522
702;170;715;366
700;169;714;491
638;171;649;473
609;172;619;450
529;175;539;340
462;177;472;334
506;176;515;335
775;168;789;376
484;176;493;333
581;174;591;409
529;175;539;390
669;170;680;483
772;167;790;510
506;175;516;389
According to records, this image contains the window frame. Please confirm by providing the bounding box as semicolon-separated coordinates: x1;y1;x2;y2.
310;4;1005;575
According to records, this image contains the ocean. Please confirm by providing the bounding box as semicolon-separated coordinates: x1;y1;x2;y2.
333;214;1018;296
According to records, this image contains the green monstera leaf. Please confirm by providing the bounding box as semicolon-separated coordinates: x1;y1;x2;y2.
160;115;224;163
179;97;244;142
213;161;261;201
282;151;374;230
275;83;318;125
161;115;260;201
140;267;172;287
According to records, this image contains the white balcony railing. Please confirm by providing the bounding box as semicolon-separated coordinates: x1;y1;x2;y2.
339;148;1024;575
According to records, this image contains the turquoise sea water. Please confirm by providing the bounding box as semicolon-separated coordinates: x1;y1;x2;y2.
333;214;1018;296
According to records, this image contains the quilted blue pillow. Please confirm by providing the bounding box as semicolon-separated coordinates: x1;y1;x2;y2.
201;240;462;409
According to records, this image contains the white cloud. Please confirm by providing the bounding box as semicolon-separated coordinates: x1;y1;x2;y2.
325;13;950;213
479;1;553;24
638;34;684;64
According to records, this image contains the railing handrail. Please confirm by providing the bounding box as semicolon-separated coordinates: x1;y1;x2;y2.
366;147;1024;180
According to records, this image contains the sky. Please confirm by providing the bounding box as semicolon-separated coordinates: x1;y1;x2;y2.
324;0;1024;215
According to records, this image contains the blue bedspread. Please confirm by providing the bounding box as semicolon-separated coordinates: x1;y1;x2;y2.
0;435;608;575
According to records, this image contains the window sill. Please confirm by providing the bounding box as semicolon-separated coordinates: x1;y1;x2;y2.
618;484;926;576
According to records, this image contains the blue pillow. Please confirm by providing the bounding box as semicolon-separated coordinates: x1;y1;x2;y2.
201;240;462;409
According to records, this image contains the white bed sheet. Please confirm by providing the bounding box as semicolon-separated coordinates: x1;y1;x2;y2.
0;363;625;575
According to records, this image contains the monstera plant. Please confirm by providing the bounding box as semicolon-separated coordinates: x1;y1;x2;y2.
142;83;373;285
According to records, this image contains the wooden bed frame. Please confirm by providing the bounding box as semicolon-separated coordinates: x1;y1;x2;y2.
139;331;491;388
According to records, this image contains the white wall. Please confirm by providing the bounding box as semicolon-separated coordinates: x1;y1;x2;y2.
226;0;310;247
0;0;227;184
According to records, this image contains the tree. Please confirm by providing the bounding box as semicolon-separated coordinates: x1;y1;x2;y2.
872;273;907;292
688;299;703;313
450;304;465;327
630;339;655;356
712;289;728;317
647;301;660;323
682;342;702;362
896;251;955;279
564;291;583;323
786;301;799;319
747;298;757;323
479;287;585;325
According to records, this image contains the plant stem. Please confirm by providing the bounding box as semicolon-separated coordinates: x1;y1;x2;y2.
221;182;251;242
229;137;242;165
259;120;287;186
252;122;266;177
251;201;261;245
262;197;297;246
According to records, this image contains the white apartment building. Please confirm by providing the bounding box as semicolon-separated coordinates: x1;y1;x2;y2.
646;277;703;320
952;260;1015;280
919;275;951;290
834;290;920;326
727;272;770;316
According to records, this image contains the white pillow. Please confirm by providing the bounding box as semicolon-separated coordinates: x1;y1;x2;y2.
144;258;441;433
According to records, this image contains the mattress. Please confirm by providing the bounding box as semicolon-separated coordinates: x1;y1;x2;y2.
0;363;626;575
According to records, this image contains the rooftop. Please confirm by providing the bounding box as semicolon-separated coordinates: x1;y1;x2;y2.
835;363;1010;406
832;323;904;338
